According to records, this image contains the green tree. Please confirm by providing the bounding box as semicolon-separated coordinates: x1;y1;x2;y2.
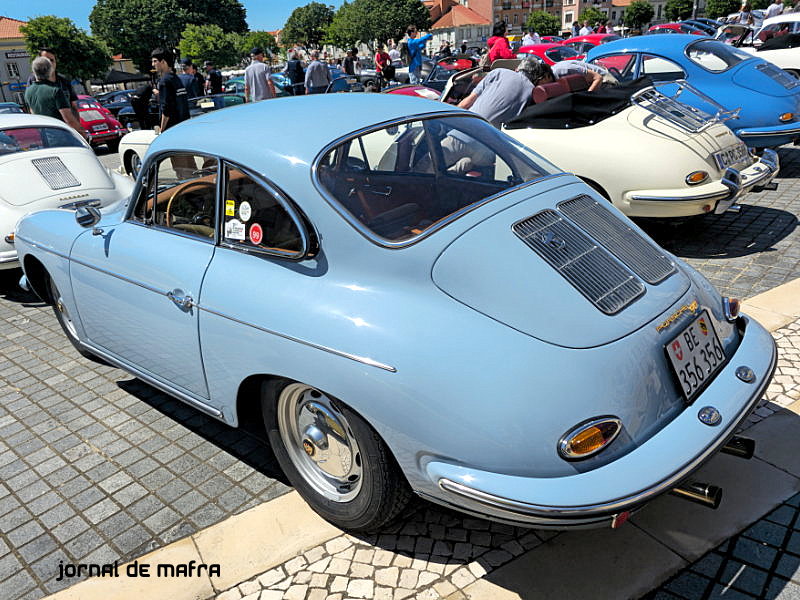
578;6;607;26
320;0;430;52
665;0;694;20
21;16;111;81
326;2;361;50
750;0;770;8
705;0;740;17
282;2;335;48
178;24;242;68
90;0;247;72
240;31;279;58
526;11;561;36
624;0;655;30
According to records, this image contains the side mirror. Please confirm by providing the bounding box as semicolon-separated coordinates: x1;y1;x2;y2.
75;206;102;228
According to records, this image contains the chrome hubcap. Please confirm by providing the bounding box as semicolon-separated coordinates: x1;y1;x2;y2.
130;154;142;178
277;384;362;501
53;286;78;340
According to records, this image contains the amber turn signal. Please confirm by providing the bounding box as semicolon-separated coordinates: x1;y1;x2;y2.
3;232;13;244
780;113;794;123
558;417;622;460
685;171;709;185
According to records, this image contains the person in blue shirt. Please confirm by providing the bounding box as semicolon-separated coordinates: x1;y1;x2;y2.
406;26;432;85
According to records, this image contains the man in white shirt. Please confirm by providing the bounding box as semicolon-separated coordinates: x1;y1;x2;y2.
244;47;276;102
388;42;402;66
765;0;784;19
522;30;541;45
579;21;594;35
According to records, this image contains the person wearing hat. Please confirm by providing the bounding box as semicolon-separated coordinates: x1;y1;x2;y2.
204;60;223;94
178;59;202;98
244;47;276;102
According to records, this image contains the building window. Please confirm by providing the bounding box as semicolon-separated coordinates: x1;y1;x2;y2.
612;10;616;19
5;63;19;78
565;11;574;23
657;4;662;18
514;13;518;24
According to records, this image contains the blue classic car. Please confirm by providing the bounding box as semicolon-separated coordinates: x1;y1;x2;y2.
587;35;800;148
14;95;776;531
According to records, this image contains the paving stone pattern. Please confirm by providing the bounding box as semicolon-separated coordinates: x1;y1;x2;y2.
1;147;799;600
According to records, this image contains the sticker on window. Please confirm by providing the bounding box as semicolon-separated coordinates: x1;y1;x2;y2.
225;200;235;217
239;201;252;222
249;222;263;245
225;218;245;240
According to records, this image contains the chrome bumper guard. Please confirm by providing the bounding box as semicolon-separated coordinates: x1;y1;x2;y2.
714;148;780;214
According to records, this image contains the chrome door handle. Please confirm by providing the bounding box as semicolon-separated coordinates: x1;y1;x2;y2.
167;289;193;308
362;184;392;196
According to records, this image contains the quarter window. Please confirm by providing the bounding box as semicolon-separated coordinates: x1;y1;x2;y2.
222;165;304;256
640;54;686;81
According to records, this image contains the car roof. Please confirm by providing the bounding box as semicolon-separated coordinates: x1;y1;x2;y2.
0;113;71;129
150;94;465;168
590;33;711;56
564;34;616;42
519;43;563;50
762;12;800;27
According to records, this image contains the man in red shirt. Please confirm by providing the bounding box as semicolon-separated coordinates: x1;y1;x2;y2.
374;44;391;91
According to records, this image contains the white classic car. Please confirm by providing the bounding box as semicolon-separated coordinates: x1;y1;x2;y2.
0;114;133;269
441;68;778;218
118;128;154;177
717;23;800;78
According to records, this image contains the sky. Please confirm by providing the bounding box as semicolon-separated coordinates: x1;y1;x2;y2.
2;0;345;32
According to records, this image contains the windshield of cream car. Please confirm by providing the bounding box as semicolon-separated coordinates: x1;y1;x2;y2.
0;127;84;156
315;115;556;244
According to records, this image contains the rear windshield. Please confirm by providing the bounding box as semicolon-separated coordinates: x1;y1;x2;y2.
546;47;580;61
686;39;751;72
0;126;84;156
316;115;556;245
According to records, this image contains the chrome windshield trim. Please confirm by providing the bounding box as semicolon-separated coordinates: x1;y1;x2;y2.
310;111;565;249
197;304;397;372
438;332;775;519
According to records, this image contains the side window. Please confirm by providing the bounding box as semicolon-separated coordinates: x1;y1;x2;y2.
131;164;157;224
222;165;304;256
150;153;218;238
641;54;686;81
592;54;636;80
345;122;434;174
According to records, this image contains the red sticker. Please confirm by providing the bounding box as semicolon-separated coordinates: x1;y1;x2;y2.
249;223;263;245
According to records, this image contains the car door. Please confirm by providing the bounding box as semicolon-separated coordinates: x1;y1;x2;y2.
69;152;219;400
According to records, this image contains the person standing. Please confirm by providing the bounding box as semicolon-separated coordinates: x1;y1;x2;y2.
178;59;202;98
487;22;515;64
406;26;432;85
374;43;391;90
460;40;468;54
579;21;593;35
25;56;86;137
388;43;402;67
439;41;452;58
305;50;331;94
285;51;305;95
204;60;223;94
26;48;78;114
572;21;581;37
343;49;356;75
244;47;276;102
151;48;189;131
765;0;784;19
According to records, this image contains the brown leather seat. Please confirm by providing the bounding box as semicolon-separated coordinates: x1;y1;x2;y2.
531;74;588;104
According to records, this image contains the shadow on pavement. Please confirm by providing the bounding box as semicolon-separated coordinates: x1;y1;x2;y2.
0;267;46;306
637;204;798;260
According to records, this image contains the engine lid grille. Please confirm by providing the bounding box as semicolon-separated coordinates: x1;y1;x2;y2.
558;195;677;285
31;156;80;190
513;210;645;315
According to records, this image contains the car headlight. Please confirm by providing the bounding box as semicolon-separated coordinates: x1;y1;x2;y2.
558;416;621;460
685;170;709;185
779;112;794;122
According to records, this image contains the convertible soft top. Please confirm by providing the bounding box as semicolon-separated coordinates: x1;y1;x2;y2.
505;77;653;130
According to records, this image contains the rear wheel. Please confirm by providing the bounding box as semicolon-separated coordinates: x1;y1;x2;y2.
262;379;411;531
125;151;142;178
48;275;102;362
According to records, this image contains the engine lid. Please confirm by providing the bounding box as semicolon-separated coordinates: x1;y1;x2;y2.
432;183;691;348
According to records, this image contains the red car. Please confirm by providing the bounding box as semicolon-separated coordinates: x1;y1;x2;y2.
540;36;564;43
381;84;441;100
562;34;621;54
647;23;705;35
76;95;127;151
517;43;583;65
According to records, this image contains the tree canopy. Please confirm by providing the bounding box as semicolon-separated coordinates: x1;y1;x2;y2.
578;7;607;26
282;2;335;48
322;0;430;52
526;11;561;36
665;0;694;20
90;0;247;72
178;24;241;68
624;0;655;30
240;31;280;58
326;2;361;50
705;0;740;17
21;16;111;81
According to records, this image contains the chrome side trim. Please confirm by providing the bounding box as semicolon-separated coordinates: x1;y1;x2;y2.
738;126;800;138
79;341;225;420
14;235;70;260
197;304;397;372
437;335;776;520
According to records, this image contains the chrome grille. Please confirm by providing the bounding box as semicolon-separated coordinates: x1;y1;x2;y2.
756;62;800;90
513;210;645;314
32;157;80;190
558;195;677;285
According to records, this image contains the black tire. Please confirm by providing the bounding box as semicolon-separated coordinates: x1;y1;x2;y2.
262;379;412;532
48;276;103;363
106;138;121;153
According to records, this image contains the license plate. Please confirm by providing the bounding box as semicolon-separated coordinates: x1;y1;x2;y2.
665;310;725;401
93;124;108;131
713;143;749;170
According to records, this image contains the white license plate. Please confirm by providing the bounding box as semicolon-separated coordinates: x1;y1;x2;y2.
665;310;725;401
714;143;749;170
93;124;108;131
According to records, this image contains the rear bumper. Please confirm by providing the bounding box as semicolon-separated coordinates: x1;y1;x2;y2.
424;314;776;528
624;149;779;218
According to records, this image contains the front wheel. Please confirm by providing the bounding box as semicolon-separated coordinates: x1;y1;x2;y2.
48;276;102;362
262;380;411;531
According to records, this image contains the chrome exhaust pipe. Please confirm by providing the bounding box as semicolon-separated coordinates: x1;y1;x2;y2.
720;436;755;460
670;481;722;509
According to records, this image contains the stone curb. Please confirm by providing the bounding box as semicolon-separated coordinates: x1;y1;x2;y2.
42;277;800;600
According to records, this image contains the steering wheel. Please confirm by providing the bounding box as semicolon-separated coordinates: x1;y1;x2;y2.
165;181;215;229
345;156;368;171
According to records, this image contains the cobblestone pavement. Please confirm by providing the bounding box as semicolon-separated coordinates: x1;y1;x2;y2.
0;146;796;600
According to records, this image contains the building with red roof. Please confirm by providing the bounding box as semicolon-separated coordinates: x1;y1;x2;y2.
0;16;31;104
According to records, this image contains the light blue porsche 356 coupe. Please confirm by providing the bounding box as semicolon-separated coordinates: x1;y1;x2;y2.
14;95;776;531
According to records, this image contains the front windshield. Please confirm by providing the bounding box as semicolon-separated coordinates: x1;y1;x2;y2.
316;115;557;245
686;39;752;72
0;126;84;156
